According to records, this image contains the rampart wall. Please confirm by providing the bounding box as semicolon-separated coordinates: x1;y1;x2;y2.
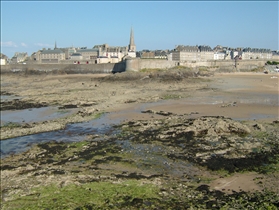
0;62;126;74
125;58;176;71
125;58;270;72
1;58;277;74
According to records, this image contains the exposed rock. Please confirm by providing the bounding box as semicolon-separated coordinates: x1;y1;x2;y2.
252;123;266;131
125;99;137;103
77;107;97;117
59;104;78;109
141;109;156;114
141;109;173;116
1;99;48;111
220;101;237;108
78;101;98;107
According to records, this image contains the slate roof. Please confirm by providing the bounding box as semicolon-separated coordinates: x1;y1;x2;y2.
198;45;213;52
41;49;64;54
76;48;98;53
243;48;271;53
175;45;198;52
71;53;82;56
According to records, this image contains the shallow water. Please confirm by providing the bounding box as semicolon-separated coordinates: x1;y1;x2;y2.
2;92;278;159
0;94;22;101
117;140;197;178
1;106;78;125
0;113;119;158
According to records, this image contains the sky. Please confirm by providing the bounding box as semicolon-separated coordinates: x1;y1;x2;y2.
1;1;278;58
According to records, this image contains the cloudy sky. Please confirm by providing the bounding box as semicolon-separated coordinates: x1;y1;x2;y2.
1;1;278;58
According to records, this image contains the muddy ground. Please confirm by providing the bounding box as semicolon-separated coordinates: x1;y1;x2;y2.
1;68;279;209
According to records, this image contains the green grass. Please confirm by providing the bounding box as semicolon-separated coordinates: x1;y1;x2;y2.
252;131;270;139
94;111;105;119
3;180;159;209
69;141;89;149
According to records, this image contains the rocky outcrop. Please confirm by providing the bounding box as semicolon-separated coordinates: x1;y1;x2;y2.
119;115;278;173
124;116;251;139
0;99;48;111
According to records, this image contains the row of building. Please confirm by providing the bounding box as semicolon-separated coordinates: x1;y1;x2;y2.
30;43;135;64
3;45;279;66
139;45;278;62
1;28;279;65
30;28;137;65
170;45;275;62
3;28;137;65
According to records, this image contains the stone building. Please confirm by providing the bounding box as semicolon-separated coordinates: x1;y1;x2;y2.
198;45;214;61
272;51;279;60
140;51;155;59
94;44;128;64
172;45;199;61
138;49;169;59
0;53;8;65
154;50;168;59
70;53;83;61
63;47;76;59
171;45;214;62
240;48;272;60
40;48;65;63
32;28;136;64
0;59;6;65
214;52;226;60
10;52;28;63
75;48;98;61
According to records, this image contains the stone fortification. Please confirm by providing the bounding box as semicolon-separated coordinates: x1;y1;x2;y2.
0;59;274;74
125;58;269;72
0;62;126;74
125;58;176;71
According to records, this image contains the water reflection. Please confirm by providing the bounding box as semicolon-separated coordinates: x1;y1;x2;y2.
1;91;278;159
0;113;118;158
1;107;78;125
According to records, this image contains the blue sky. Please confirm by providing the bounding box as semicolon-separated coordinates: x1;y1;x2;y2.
1;1;278;58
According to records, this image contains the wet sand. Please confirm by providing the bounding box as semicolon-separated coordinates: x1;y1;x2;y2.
1;71;278;140
108;72;279;123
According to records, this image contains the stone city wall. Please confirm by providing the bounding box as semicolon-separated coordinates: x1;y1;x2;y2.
125;58;269;72
0;59;275;74
0;62;126;74
125;58;176;71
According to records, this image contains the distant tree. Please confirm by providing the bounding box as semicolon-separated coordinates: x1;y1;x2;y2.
266;61;279;65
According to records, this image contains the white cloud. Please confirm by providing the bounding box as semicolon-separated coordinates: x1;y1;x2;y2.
34;43;52;47
21;42;28;47
0;41;18;47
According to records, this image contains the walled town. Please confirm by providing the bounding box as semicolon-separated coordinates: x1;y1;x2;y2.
1;28;279;72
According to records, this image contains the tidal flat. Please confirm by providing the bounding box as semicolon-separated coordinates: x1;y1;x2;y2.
1;68;279;209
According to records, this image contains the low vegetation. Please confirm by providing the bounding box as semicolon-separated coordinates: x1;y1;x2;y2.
4;181;159;209
266;61;279;65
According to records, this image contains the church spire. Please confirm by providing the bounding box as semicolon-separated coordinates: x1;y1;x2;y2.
129;27;136;52
54;41;57;49
129;27;135;46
